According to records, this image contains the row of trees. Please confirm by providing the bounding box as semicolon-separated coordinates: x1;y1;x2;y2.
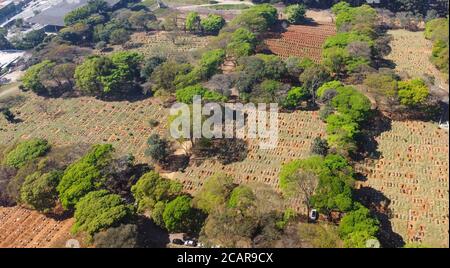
425;18;449;74
253;0;449;17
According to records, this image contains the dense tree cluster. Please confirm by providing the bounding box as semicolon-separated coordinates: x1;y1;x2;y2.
316;81;372;153
74;51;143;96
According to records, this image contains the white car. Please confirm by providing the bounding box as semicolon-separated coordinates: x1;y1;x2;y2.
309;209;318;221
184;240;197;247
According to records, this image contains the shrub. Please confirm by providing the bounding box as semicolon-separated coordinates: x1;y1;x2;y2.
310;137;329;156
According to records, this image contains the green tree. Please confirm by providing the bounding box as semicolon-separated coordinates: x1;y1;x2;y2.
326;113;360;150
175;84;226;104
131;171;182;212
151;201;167;228
64;0;109;25
74;52;143;96
282;86;309;109
57;144;114;209
73;190;134;235
338;203;380;246
163;195;195;233
20;170;62;212
363;73;398;100
4;139;50;168
227;28;257;58
59;23;92;45
285;4;306;25
109;28;130;45
397;79;430;106
299;64;331;104
140;56;166;81
280;155;355;214
231;4;278;33
228;185;256;210
201;14;226;35
343;231;378;248
21;60;56;95
151;61;192;92
13;29;47;50
145;134;169;164
0;33;12;50
193;173;235;213
186;12;201;32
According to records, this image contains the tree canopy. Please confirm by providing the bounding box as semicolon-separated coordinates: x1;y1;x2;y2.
20;170;62;213
74;51;143;96
131;171;182;212
57;144;114;209
162;195;196;233
4;139;50;168
73;190;134;235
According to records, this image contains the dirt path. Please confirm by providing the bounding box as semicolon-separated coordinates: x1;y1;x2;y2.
0;84;20;99
175;0;253;10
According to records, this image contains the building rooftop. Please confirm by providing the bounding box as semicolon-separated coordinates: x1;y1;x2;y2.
27;0;120;27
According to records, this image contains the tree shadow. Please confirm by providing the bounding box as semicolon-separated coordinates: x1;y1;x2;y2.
377;58;397;69
96;85;152;103
135;215;170;248
355;186;405;248
355;110;393;161
163;154;190;172
192;138;249;166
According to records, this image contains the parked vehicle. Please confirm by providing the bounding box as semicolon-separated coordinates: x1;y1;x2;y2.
309;209;318;221
184;240;197;247
172;239;184;245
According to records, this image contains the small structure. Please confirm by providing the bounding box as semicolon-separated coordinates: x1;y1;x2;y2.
0;50;25;70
